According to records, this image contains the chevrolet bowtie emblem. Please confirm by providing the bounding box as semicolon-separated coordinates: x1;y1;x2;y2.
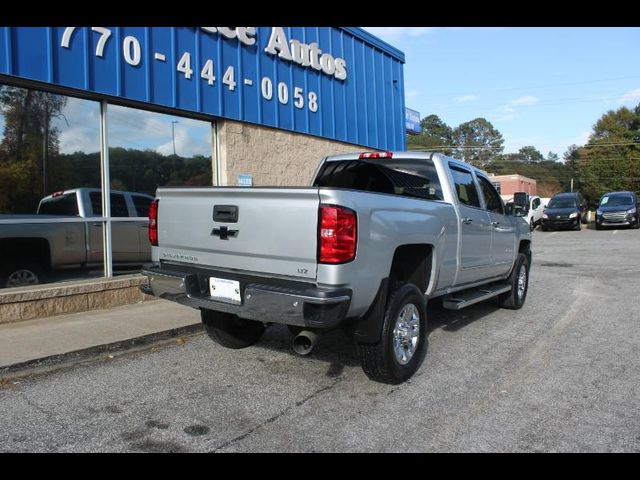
211;226;238;240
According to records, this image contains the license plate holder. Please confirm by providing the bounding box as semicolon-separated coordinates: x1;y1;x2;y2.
209;277;241;304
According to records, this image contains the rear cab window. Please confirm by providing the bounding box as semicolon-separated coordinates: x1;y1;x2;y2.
313;158;444;201
37;192;79;215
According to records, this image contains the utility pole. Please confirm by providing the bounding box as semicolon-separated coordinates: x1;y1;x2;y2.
171;120;178;156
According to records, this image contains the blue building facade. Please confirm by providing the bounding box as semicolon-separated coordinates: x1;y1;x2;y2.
0;26;406;151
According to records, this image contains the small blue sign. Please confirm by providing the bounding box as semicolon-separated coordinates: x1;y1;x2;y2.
405;108;421;134
237;174;253;187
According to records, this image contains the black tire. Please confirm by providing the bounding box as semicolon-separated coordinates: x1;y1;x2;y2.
541;225;548;232
357;284;427;385
574;220;581;231
200;309;265;349
0;261;45;288
633;218;640;229
530;218;535;231
498;253;529;310
595;223;602;230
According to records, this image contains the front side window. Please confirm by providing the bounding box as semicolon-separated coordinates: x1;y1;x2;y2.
477;176;504;214
450;166;481;208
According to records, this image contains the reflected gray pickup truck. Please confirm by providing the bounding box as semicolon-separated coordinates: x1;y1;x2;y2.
142;152;532;384
0;188;153;288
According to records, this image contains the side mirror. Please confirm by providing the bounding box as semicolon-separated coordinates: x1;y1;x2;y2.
512;192;528;217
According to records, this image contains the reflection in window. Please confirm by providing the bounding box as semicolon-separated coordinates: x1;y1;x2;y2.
107;105;213;196
0;84;103;289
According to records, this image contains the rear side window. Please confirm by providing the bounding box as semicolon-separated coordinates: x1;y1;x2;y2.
314;159;443;201
132;195;152;217
450;166;481;208
90;192;130;217
37;193;79;215
532;198;540;209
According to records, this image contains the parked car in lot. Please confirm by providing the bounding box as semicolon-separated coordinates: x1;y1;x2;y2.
541;192;588;231
0;188;154;288
506;194;544;230
595;191;640;230
142;151;533;384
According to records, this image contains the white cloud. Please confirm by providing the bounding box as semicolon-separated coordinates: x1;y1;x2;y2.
619;89;640;106
495;95;540;122
362;27;434;43
59;126;100;154
510;95;539;106
156;125;210;158
454;94;477;104
405;89;420;99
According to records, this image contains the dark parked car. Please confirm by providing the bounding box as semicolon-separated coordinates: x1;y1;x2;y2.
541;192;588;231
595;191;640;230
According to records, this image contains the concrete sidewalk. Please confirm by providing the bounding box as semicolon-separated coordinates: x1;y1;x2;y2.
0;300;202;377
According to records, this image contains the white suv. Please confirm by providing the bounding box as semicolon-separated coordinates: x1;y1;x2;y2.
506;194;545;230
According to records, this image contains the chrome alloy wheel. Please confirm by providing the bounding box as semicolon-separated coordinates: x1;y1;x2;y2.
392;303;420;365
7;269;40;287
517;264;527;300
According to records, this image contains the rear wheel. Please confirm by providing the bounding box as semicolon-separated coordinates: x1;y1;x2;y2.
358;284;427;384
498;253;529;310
0;261;45;288
201;309;265;349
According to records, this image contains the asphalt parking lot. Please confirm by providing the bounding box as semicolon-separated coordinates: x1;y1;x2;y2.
1;224;639;452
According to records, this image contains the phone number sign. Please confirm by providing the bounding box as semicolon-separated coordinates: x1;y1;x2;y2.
0;26;407;151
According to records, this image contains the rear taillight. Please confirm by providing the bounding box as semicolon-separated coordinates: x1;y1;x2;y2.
148;199;159;246
318;205;357;264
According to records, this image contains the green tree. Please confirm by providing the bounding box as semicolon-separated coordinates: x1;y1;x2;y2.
407;114;454;155
452;118;504;167
577;105;640;205
546;151;560;162
518;145;544;164
0;86;67;212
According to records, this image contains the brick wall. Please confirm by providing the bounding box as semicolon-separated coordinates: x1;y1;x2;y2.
218;120;368;186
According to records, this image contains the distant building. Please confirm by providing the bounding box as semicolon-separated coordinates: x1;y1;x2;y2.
489;174;537;197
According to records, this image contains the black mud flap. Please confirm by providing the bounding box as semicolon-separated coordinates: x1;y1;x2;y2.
353;277;389;344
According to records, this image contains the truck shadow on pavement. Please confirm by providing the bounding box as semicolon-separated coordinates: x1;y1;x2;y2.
254;324;362;378
250;298;498;379
426;298;501;333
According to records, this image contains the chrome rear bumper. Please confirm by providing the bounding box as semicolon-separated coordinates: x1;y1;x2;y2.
140;265;351;329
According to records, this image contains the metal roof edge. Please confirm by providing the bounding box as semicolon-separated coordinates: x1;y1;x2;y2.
340;27;406;63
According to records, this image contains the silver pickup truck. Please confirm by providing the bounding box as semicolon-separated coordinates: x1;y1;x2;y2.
142;152;532;384
0;188;153;288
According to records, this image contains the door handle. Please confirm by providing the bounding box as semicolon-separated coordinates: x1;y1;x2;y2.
491;221;500;227
461;217;473;225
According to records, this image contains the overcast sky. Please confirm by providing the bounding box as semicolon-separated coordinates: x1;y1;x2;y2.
364;27;640;157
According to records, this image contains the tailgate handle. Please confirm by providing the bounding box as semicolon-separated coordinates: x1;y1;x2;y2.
213;205;238;223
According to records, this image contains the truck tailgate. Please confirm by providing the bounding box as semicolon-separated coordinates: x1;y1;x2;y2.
156;187;320;280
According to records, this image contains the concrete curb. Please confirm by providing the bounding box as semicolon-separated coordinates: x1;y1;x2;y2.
0;323;204;381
